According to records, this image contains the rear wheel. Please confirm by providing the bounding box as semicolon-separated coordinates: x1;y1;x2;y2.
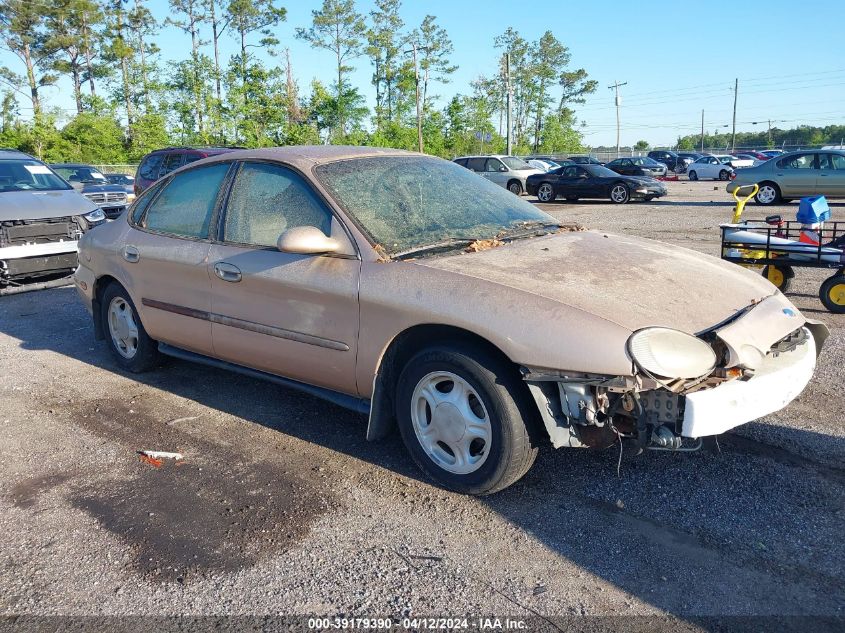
536;182;555;202
762;264;794;292
395;345;537;495
610;183;630;204
819;273;845;314
755;182;781;205
688;170;698;181
507;180;522;195
100;282;160;372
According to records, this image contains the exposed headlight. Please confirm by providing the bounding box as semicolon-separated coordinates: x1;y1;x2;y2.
635;187;649;193
627;327;717;379
84;209;106;223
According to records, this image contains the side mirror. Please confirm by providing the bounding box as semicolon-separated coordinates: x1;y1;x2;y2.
277;226;339;255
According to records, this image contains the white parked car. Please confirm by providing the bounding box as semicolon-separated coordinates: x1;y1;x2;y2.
715;154;754;169
527;159;559;172
686;155;736;181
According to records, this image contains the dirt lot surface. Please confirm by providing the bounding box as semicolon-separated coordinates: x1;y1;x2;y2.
1;180;843;628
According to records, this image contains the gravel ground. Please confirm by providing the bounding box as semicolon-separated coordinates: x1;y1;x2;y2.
0;180;843;628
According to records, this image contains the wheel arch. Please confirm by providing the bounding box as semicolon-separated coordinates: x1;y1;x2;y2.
506;178;522;192
366;323;538;442
92;274;123;340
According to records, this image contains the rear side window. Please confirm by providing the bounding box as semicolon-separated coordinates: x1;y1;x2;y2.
139;154;164;180
777;153;816;169
222;162;331;248
159;153;185;177
467;158;486;172
142;163;230;238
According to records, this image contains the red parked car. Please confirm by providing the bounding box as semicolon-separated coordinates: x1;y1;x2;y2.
134;146;241;195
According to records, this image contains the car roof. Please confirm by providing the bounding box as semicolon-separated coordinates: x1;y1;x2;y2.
171;145;419;172
50;162;96;168
0;149;36;160
454;154;508;159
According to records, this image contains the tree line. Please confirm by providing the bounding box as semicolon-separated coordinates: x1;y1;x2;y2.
0;0;596;163
675;125;845;152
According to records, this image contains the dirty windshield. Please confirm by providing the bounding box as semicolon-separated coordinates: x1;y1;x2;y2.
315;156;556;255
0;160;72;193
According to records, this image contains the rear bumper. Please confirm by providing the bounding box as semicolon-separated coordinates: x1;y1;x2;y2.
681;329;816;437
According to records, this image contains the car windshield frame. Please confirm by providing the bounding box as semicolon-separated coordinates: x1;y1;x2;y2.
314;155;559;257
0;159;73;193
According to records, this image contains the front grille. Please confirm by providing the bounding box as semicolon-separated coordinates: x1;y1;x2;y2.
84;191;126;205
0;217;83;247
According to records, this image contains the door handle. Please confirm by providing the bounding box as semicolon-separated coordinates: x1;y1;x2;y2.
214;262;242;283
122;245;140;263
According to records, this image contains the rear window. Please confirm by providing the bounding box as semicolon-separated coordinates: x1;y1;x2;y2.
139;154;164;180
159;153;185;177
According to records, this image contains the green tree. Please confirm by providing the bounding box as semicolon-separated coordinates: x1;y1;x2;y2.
296;0;367;137
225;0;286;90
0;0;56;116
102;0;136;128
634;139;649;150
128;0;160;111
527;31;567;150
366;0;404;129
61;111;127;162
167;0;207;136
416;15;456;114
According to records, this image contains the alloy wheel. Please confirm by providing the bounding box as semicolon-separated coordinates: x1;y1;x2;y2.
537;183;554;202
108;296;139;359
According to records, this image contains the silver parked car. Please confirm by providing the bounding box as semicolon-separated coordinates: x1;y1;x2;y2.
1;150;104;290
453;155;542;195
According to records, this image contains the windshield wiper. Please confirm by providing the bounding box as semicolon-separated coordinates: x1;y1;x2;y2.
392;237;477;260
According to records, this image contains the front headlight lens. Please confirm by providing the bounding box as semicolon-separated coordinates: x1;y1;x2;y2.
84;209;106;223
627;327;716;379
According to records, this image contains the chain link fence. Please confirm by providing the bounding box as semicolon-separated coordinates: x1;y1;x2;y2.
92;164;138;176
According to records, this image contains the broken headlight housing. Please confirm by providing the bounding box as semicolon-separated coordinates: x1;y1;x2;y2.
627;327;716;379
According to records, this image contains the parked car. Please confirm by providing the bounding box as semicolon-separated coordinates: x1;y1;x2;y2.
50;163;130;219
526;158;560;172
733;153;767;167
648;150;692;173
74;146;827;493
106;173;136;200
1;150;104;289
760;149;785;159
605;156;668;178
727;149;845;205
134;146;241;195
453;155;542;195
735;151;770;162
715;154;754;169
686;155;735;181
567;155;604;165
527;163;667;204
677;152;704;165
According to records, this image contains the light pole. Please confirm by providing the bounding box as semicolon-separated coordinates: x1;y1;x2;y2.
607;80;627;157
404;43;428;154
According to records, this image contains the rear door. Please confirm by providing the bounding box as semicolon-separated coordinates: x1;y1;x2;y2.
817;153;845;197
206;161;361;395
774;153;818;196
126;161;233;356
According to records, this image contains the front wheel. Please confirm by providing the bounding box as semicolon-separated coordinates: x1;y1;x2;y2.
507;181;522;195
536;182;555;202
395;345;538;495
819;273;845;314
610;183;630;204
688;170;698;181
100;282;161;372
762;264;794;292
719;169;730;181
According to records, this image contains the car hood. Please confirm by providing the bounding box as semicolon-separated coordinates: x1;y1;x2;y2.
416;230;777;334
0;189;99;220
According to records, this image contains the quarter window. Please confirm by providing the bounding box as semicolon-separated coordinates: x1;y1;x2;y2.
142;163;230;238
222;162;332;248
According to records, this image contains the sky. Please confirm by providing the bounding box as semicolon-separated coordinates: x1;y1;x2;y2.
11;0;845;147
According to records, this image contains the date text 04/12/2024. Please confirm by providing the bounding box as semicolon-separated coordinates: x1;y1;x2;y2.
307;617;528;630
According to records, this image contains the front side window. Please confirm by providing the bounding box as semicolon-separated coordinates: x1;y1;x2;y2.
0;160;72;193
819;154;845;170
485;158;504;172
223;162;331;248
777;153;816;170
467;157;486;172
315;156;554;256
142;163;230;238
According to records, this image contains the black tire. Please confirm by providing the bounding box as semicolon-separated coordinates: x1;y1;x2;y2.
536;182;555;202
395;344;538;495
507;180;522;195
688;170;698;181
718;169;730;181
755;182;782;205
819;273;845;314
565;196;578;202
643;195;656;202
100;282;161;372
761;264;794;293
609;183;630;204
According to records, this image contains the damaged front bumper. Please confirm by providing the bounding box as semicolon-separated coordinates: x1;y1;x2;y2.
523;297;828;452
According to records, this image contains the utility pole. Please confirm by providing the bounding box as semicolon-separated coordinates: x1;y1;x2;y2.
410;42;423;153
731;78;738;151
505;53;512;156
700;109;705;152
608;80;627;157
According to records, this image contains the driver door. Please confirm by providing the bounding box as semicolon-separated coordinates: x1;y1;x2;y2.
483;158;508;188
207;161;361;395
